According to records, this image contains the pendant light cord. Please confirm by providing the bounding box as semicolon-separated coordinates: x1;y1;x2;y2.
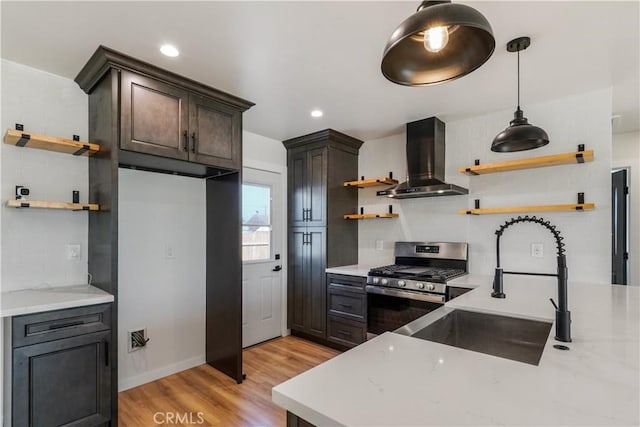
517;50;520;110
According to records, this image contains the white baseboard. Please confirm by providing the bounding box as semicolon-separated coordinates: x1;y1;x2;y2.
118;355;206;392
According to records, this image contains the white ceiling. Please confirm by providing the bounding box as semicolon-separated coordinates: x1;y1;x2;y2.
1;1;638;141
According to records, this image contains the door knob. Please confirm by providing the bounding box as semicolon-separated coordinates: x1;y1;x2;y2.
272;265;282;272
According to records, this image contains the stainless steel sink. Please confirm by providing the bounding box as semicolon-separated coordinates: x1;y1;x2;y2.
410;309;552;365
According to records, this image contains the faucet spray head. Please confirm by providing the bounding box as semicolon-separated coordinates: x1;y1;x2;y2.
491;268;506;299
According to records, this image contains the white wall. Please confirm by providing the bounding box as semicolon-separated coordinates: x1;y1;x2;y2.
118;131;288;390
117;168;206;390
613;131;640;286
0;59;89;292
359;88;613;285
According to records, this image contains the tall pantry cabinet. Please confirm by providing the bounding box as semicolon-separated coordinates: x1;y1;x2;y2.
283;130;362;341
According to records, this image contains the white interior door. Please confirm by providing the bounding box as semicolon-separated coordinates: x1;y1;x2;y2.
242;168;283;348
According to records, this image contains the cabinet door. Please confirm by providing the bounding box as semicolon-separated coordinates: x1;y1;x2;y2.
189;94;241;170
306;148;327;227
288;228;307;331
120;70;190;160
13;330;111;427
306;227;326;338
288;150;308;227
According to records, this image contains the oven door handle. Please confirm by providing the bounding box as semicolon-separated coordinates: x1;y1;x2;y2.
365;285;445;303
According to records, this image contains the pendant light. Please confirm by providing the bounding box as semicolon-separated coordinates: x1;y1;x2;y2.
381;0;495;86
491;37;549;153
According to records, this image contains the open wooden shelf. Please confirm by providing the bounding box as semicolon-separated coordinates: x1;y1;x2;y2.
460;203;595;215
343;177;398;188
4;129;100;157
460;148;594;176
7;200;100;211
344;213;399;220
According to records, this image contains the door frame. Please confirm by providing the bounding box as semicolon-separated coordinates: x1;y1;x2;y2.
611;167;631;285
243;160;289;338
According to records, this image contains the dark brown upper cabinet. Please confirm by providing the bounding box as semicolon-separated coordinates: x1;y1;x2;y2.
189;93;241;170
76;45;253;175
120;71;242;170
121;70;190;161
289;146;327;228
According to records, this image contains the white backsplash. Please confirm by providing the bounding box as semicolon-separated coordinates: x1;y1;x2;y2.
358;88;612;284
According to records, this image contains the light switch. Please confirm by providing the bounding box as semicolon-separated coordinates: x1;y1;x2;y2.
67;244;81;260
375;240;384;251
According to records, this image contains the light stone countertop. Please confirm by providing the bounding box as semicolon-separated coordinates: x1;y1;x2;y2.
325;264;375;278
1;284;114;317
273;276;640;426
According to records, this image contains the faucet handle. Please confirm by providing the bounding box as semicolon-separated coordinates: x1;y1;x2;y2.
549;298;558;310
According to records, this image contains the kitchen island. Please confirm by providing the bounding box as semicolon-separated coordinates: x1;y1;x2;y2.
273;276;639;426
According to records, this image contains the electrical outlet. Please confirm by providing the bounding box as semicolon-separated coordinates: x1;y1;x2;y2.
375;240;384;251
165;244;174;259
67;244;81;260
128;328;148;352
531;243;544;258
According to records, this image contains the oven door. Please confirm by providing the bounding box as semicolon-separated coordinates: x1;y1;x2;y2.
366;286;445;337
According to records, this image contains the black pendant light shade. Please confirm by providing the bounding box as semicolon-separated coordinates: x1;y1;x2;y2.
381;0;495;86
491;37;549;153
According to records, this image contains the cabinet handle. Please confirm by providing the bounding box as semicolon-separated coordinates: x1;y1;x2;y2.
105;341;109;367
307;232;312;245
303;232;308;245
183;130;188;152
302;208;306;221
337;330;351;336
191;132;196;153
339;303;353;309
48;320;83;330
307;209;312;221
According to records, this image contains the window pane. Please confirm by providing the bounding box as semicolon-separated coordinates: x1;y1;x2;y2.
242;184;271;261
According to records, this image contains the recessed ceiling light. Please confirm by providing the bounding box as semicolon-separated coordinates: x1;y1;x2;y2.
310;110;323;118
160;44;179;57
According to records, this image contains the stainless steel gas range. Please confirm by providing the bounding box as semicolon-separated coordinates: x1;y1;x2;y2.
366;241;468;336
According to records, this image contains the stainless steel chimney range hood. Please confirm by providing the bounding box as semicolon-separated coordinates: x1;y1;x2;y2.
377;117;468;199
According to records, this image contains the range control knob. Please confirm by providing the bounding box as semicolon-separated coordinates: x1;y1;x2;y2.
372;277;380;284
416;282;425;289
426;283;435;291
397;280;406;287
381;278;388;285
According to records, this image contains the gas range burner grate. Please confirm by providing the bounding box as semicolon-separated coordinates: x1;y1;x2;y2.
368;265;466;281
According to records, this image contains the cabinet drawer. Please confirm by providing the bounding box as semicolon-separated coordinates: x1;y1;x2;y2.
328;288;365;321
327;273;366;291
327;316;366;348
12;304;111;348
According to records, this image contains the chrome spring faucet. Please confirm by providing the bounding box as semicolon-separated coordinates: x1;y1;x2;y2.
492;216;571;343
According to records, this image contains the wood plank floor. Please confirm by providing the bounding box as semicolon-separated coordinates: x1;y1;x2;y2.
119;336;340;426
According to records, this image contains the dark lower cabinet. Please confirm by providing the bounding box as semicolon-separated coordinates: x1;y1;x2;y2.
326;274;367;348
286;411;316;427
12;304;112;427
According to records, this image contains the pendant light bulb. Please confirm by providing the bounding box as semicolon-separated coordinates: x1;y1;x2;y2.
423;26;449;53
